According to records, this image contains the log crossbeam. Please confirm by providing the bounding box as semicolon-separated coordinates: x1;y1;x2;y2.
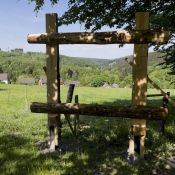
27;30;170;45
31;102;168;121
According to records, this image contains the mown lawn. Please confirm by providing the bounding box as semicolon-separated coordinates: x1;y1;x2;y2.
0;84;175;175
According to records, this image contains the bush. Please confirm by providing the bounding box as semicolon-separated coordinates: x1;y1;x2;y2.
90;77;105;87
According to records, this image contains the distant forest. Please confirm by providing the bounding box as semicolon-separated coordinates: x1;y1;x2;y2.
0;50;175;88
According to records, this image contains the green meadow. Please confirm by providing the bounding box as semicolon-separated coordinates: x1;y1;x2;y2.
0;84;175;175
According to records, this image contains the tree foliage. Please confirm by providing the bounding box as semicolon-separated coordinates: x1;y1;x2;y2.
29;0;175;74
0;50;175;88
29;0;59;11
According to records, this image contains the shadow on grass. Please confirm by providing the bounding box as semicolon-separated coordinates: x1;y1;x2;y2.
0;98;175;174
0;134;37;175
59;98;175;174
0;88;7;91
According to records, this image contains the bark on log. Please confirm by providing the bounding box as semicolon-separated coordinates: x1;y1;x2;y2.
30;102;168;120
27;30;170;45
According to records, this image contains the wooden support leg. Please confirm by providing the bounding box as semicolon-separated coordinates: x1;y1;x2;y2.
48;114;61;150
128;12;149;160
159;93;169;134
74;95;79;136
130;123;146;159
49;125;55;150
140;135;145;158
128;124;146;160
128;135;135;156
46;13;61;150
64;84;75;135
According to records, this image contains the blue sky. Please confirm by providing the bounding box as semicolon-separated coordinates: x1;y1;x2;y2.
0;0;153;59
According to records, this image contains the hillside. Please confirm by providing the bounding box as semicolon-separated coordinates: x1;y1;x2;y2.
107;52;165;74
109;52;164;66
60;55;110;67
0;50;174;88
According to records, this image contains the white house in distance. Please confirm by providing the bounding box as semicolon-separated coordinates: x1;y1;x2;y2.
0;73;8;84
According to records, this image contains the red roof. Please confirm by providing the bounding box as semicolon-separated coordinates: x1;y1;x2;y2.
0;73;8;81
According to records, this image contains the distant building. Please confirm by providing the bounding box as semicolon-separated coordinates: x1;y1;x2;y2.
0;73;8;84
67;69;79;78
18;78;35;85
38;77;47;86
11;48;23;53
102;83;111;88
63;80;80;87
111;84;120;88
38;77;64;86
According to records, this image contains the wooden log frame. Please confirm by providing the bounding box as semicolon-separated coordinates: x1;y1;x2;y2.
27;12;171;157
27;30;170;45
30;102;168;121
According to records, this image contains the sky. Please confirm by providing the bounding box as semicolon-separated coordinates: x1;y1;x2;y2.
0;0;153;59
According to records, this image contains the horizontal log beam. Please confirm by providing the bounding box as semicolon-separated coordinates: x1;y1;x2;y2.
27;30;170;45
147;94;164;97
31;102;168;120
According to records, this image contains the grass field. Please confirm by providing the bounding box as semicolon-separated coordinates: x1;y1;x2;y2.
0;84;175;175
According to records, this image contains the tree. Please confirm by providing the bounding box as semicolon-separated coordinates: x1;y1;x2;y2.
90;76;105;87
66;68;73;78
29;0;175;74
0;65;3;73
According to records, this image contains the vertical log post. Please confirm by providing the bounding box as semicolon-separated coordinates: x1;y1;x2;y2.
25;85;29;112
46;13;61;150
66;84;75;103
160;92;170;134
65;84;75;135
74;95;79;136
128;12;149;159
